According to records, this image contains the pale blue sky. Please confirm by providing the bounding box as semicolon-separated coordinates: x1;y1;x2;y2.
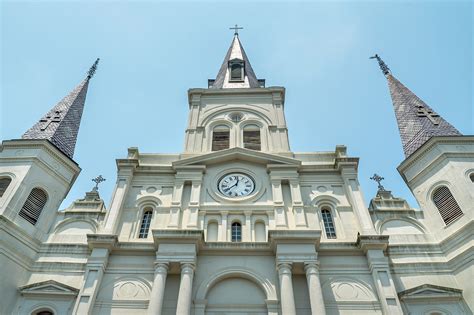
1;1;472;210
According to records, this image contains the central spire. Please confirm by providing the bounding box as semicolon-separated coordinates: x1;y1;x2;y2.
209;30;264;89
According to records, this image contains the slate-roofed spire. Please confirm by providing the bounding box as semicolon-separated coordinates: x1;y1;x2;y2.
22;58;99;159
209;32;264;89
372;54;461;157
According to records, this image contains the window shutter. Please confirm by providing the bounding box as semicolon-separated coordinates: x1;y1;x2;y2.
0;177;12;198
18;188;47;225
243;130;261;151
212;131;230;151
433;186;463;225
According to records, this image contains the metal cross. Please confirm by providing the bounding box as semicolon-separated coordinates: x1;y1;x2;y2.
229;24;243;35
370;173;386;191
416;106;439;125
40;110;62;131
92;175;106;191
370;54;391;76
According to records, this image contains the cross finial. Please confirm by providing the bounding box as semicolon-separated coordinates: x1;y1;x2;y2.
92;175;106;192
370;173;386;191
229;24;243;36
87;58;100;80
370;54;391;76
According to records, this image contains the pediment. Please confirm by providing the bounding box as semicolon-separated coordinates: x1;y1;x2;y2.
398;284;463;300
19;280;79;296
173;147;301;168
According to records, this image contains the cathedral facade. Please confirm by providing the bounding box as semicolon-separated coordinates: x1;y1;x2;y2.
0;34;473;315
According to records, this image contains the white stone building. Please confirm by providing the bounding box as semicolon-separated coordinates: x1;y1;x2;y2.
0;35;472;315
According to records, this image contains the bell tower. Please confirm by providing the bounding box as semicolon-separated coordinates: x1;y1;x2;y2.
373;54;474;234
184;30;291;156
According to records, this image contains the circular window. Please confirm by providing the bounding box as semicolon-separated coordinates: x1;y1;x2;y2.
229;112;243;123
470;173;474;183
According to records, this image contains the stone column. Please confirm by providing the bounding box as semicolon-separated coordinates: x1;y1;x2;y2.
148;262;169;315
305;262;326;315
169;180;184;228
187;180;202;228
289;179;307;227
73;235;116;315
176;263;195;315
221;211;228;241
244;211;252;241
277;263;296;315
341;169;376;234
271;179;286;228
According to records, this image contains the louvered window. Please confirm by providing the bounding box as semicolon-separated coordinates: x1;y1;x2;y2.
231;222;242;242
138;209;153;238
230;63;243;81
322;209;336;239
433;186;463;225
243;125;261;151
212;125;230;151
18;188;47;225
0;177;12;198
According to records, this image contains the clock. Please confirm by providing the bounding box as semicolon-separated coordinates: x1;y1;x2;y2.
218;173;255;197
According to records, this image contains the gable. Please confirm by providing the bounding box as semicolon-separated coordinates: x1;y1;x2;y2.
19;280;79;296
398;284;463;301
174;147;300;168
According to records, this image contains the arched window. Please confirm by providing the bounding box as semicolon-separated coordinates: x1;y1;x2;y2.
18;188;47;225
231;222;242;242
212;125;230;151
243;125;261;151
230;63;243;81
433;186;463;225
138;209;153;238
255;221;266;242
207;221;218;242
0;177;12;198
321;209;336;239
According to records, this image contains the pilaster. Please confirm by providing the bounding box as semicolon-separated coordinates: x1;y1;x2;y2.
72;234;117;315
357;234;403;314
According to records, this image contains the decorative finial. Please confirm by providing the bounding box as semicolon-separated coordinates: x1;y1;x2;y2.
370;173;386;191
229;24;243;36
87;58;100;80
92;175;106;192
370;54;390;76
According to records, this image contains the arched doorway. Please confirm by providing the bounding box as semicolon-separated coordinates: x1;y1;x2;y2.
205;277;267;314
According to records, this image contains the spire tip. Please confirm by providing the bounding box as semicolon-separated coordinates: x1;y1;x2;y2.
87;58;100;80
370;54;391;76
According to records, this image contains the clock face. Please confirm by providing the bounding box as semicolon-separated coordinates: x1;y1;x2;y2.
218;173;255;197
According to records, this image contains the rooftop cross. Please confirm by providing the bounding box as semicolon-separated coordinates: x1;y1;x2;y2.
370;173;386;191
229;24;243;36
92;175;106;192
370;54;391;76
416;106;440;125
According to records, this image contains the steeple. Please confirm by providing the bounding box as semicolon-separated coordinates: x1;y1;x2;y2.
372;54;461;157
209;31;264;89
22;58;99;159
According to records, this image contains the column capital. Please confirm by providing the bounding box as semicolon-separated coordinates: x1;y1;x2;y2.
154;262;169;274
181;262;196;274
277;262;293;275
244;210;253;217
304;261;320;275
